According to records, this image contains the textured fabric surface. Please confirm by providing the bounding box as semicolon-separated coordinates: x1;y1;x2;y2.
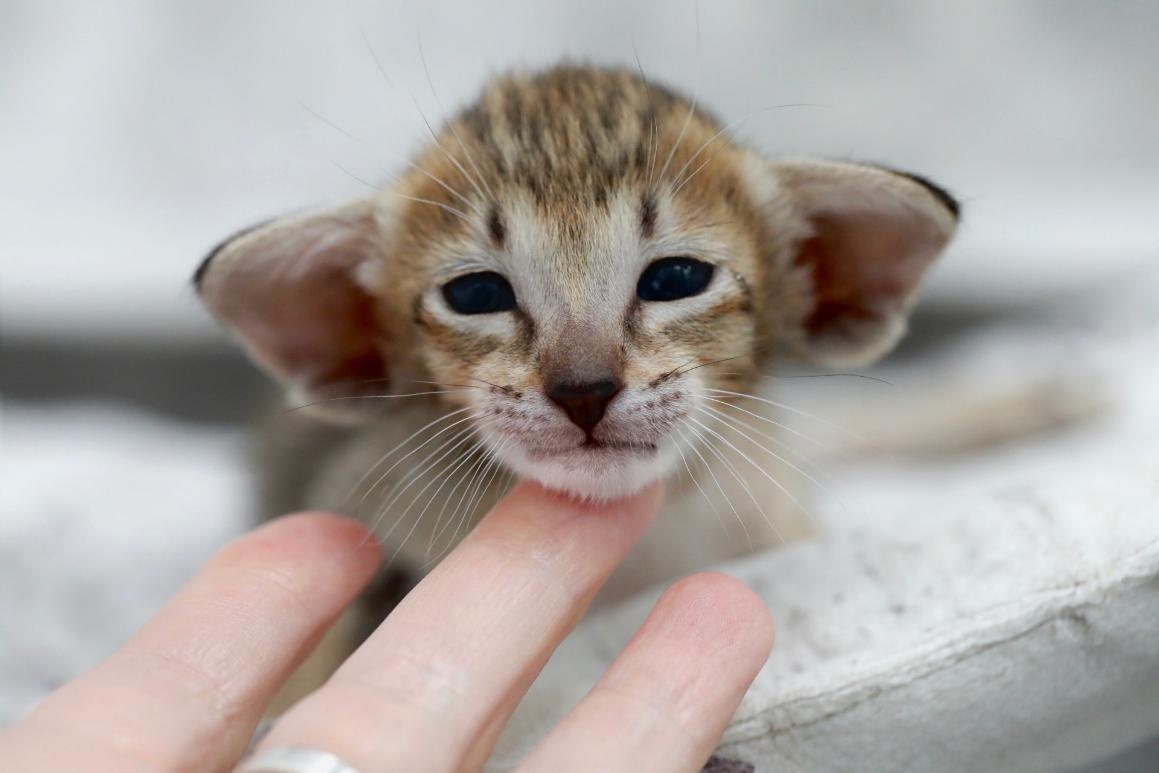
492;454;1159;771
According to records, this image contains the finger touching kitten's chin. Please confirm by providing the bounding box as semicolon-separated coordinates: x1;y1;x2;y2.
498;443;678;502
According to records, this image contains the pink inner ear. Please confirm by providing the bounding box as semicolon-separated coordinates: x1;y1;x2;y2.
226;260;388;396
796;210;939;339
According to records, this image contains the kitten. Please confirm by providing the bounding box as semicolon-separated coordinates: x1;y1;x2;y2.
194;64;958;695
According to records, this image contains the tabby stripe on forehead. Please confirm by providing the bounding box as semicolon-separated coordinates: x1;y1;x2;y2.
488;207;505;248
641;195;658;239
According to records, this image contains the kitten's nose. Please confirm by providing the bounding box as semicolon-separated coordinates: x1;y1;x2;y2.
547;379;621;435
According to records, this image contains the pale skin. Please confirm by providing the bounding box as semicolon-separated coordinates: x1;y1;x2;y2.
0;481;774;772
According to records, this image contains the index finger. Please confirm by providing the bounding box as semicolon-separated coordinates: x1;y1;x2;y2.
260;479;662;772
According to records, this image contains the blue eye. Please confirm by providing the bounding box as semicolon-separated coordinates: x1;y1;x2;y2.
442;271;517;315
637;258;714;302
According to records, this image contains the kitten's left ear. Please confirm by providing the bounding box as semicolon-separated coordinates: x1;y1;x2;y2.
770;159;960;366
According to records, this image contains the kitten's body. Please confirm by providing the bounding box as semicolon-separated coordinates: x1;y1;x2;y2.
197;64;959;700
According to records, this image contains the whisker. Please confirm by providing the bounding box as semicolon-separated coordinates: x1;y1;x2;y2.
401;157;485;218
359;28;396;89
342;406;474;509
282;388;472;414
331;160;383;192
390;190;472;224
300;102;367;144
408;89;491;207
670;154;714;197
353;412;483;515
631;41;662;190
672;426;730;537
702;387;870;444
463;374;511;392
424;439;495;557
759;372;893;386
397;378;486;391
669;103;817;193
689;416;814;534
653;0;702;189
367;424;480;540
684;420;789;545
699;402;831;488
425;437;508;567
678;422;753;550
451;439;508;545
303;91;482;217
359;28;490;210
382;437;488;570
416;30;496;203
697;394;832;451
672;352;755;378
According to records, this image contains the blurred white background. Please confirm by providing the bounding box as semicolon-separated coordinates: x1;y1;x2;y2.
1;2;1157;766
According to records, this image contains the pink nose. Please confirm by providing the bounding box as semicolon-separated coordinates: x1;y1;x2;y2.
547;379;621;435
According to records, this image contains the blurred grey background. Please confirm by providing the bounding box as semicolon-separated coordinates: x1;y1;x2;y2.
2;1;1157;766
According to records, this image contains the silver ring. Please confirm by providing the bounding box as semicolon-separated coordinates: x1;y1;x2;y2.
236;746;361;773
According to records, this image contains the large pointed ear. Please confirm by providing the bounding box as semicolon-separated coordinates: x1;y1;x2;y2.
193;197;389;413
773;160;959;366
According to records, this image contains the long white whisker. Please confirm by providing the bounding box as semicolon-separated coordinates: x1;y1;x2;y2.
383;439;487;569
359;29;489;208
700;403;832;490
372;424;477;517
343;406;474;508
402;158;485;217
285;388;473;413
632;43;662;189
700;400;818;462
425;439;496;557
685;420;788;545
426;438;508;568
368;425;480;540
702;387;869;444
669;102;818;195
672;427;729;537
301;104;479;218
654;0;701;188
390;190;472;223
679;421;752;550
697;395;832;451
445;438;506;545
689;416;812;533
355;412;482;514
416;31;496;203
670;154;714;198
409;90;491;207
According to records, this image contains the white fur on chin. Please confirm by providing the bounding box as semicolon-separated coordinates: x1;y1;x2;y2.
494;439;681;502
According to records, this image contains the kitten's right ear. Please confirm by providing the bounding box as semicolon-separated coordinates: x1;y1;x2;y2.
194;197;390;413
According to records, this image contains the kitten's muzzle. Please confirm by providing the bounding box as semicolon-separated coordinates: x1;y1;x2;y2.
546;379;622;436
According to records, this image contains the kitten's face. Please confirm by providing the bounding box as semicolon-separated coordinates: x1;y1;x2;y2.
409;185;762;499
375;70;774;498
195;65;958;501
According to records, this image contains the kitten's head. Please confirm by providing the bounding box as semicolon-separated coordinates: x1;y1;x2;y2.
196;65;958;500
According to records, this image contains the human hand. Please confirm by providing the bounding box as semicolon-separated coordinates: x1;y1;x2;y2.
0;481;774;772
